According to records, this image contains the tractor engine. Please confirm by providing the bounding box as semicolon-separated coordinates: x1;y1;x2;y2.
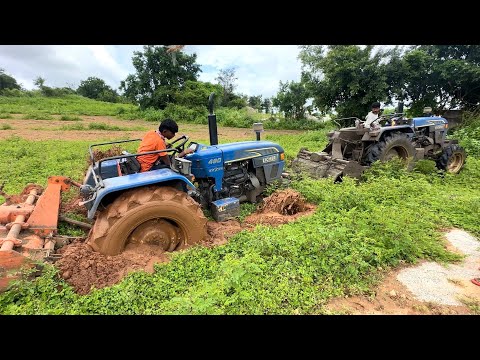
221;161;258;200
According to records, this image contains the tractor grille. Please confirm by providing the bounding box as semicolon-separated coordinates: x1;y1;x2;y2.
271;164;279;178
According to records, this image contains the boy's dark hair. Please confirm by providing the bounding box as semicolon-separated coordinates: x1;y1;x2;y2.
371;102;381;109
159;118;178;133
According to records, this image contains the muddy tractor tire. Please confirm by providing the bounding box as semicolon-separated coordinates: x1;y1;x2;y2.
364;133;416;165
86;186;207;256
436;144;466;174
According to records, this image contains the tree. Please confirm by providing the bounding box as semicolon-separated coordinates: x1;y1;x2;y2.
261;98;272;114
299;45;389;120
173;80;223;108
272;81;310;120
215;67;238;106
0;69;21;91
34;76;45;88
120;45;201;109
387;45;480;115
248;95;262;110
77;77;118;103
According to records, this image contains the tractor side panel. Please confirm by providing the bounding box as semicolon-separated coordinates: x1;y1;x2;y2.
86;168;195;219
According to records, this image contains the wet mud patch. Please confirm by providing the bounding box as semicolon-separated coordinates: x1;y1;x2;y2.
244;189;316;226
56;240;168;295
55;189;316;295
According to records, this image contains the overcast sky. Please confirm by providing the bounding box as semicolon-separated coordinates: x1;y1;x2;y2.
0;45;303;99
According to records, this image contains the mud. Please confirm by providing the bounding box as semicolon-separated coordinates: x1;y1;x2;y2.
0;184;44;205
56;240;169;295
90;145;124;164
55;189;316;295
244;189;316;226
325;266;473;315
61;194;88;217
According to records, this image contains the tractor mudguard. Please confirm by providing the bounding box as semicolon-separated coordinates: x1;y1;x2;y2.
85;168;195;219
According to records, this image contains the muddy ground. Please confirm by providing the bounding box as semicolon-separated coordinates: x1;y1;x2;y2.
55;189;316;295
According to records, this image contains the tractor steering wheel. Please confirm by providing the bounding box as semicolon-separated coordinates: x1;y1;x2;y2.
168;134;189;152
167;135;190;164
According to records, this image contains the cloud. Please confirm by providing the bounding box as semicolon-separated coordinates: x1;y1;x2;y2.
186;45;303;98
0;45;303;99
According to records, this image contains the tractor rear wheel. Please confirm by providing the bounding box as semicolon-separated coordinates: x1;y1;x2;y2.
436;144;466;174
364;133;416;165
86;186;207;256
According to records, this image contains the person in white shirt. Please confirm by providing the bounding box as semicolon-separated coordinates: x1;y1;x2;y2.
364;102;381;128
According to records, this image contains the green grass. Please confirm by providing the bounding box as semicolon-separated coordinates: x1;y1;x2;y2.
22;112;54;120
0;95;326;130
60;115;83;121
0;123;13;130
0;95;136;116
0;113;12;119
58;123;148;131
1;127;479;314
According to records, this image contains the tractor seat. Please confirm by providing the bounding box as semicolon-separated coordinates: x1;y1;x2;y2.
119;151;141;175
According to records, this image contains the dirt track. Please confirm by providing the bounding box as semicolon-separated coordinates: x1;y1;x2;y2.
0;115;301;141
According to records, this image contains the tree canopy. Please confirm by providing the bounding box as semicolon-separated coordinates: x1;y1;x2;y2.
272;80;310;120
120;45;201;109
0;69;21;91
299;45;389;119
296;45;480;119
77;76;119;103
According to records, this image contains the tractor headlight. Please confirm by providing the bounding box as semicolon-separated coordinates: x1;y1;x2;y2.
175;158;192;175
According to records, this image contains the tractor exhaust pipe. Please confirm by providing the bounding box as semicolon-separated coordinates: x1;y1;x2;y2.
208;92;218;146
253;122;264;141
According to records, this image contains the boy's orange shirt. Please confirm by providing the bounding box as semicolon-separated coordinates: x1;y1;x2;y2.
137;130;167;172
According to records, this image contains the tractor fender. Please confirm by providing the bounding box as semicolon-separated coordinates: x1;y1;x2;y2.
86;168;195;219
362;125;414;142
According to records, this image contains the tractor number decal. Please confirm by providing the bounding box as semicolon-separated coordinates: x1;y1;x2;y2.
208;157;222;164
208;167;222;173
262;155;277;163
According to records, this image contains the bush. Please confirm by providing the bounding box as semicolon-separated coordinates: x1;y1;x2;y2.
162;103;208;124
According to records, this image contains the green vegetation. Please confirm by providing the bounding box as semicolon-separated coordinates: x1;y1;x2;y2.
59;115;83;121
0;123;13;130
76;77;119;103
58;123;147;131
299;45;480;118
1;115;479;314
22;112;54;120
0;95;136;116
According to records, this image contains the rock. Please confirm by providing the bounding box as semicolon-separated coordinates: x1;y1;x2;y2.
389;290;397;298
62;271;72;280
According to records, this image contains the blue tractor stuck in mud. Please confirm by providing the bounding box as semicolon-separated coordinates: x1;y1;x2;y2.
80;93;286;255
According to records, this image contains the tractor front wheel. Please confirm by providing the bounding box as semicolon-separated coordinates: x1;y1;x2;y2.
436;144;466;174
86;186;207;256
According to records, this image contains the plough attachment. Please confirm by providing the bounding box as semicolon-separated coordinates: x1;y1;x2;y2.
0;176;80;291
291;148;368;182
